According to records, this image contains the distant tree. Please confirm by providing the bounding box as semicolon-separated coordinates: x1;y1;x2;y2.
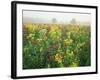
52;18;57;23
70;18;77;24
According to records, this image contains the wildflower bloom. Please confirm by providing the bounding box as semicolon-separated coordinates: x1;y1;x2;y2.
64;39;73;45
25;23;37;31
55;53;63;63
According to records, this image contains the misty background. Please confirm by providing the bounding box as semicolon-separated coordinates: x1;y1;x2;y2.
23;10;91;25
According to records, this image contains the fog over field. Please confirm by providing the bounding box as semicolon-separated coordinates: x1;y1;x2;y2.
23;10;91;25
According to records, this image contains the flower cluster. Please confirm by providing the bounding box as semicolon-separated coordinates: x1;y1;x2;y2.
23;23;91;69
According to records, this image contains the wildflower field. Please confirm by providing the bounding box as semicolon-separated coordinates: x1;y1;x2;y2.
23;23;91;69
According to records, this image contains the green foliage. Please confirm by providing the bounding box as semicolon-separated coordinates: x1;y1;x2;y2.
23;23;91;69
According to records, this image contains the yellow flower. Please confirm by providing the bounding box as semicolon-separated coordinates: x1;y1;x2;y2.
71;62;78;67
49;25;61;40
25;23;37;31
26;34;34;39
49;30;61;40
64;39;73;45
50;26;59;32
55;53;63;63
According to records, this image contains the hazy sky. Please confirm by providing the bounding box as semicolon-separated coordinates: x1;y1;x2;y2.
23;10;91;24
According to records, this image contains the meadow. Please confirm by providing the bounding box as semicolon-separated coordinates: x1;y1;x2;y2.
23;23;91;69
